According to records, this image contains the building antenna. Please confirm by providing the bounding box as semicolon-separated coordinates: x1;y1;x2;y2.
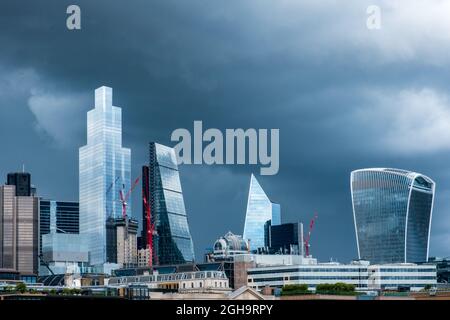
22;164;25;173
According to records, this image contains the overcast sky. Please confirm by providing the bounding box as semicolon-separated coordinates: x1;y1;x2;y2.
1;0;450;262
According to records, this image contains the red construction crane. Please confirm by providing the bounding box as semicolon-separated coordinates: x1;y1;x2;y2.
143;195;156;267
304;213;318;257
118;176;140;219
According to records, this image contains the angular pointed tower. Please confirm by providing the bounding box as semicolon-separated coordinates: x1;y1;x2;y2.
243;174;281;250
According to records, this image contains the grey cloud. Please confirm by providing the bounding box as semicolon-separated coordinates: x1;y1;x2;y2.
0;0;449;261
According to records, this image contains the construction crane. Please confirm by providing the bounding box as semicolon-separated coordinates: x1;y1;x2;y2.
118;176;141;219
106;176;120;195
106;176;120;217
143;195;156;267
304;213;318;257
38;254;55;276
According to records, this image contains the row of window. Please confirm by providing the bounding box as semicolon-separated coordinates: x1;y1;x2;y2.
248;268;368;275
248;267;436;276
181;281;227;289
377;268;435;272
376;276;436;280
251;276;365;283
250;274;435;281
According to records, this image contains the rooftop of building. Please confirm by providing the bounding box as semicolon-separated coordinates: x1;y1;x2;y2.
351;168;434;184
214;231;249;253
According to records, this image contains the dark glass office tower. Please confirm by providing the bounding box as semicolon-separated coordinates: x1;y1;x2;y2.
7;172;31;196
39;200;79;235
351;168;435;264
146;142;195;265
140;165;150;250
270;223;302;253
264;221;303;255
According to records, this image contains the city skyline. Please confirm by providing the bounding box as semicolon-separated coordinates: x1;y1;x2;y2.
1;1;450;264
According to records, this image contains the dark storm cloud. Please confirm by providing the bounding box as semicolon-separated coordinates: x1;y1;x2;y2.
0;0;450;261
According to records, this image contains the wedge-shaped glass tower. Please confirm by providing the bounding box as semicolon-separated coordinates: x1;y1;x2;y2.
243;174;281;250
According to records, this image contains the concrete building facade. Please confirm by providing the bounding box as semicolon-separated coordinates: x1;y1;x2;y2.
0;184;39;275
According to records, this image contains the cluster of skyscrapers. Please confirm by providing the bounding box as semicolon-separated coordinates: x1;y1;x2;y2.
78;86;195;272
0;86;442;293
0;86;197;281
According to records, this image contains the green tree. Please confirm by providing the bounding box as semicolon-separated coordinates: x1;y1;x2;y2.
316;283;356;295
62;288;73;295
5;286;14;292
72;288;81;295
281;284;310;296
15;282;27;294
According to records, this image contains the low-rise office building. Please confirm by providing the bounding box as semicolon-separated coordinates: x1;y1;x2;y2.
241;255;436;292
247;259;368;290
367;264;437;291
40;233;89;276
426;257;450;283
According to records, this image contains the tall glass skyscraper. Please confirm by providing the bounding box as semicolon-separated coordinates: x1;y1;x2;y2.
79;86;131;266
243;174;281;250
147;142;195;265
351;168;435;264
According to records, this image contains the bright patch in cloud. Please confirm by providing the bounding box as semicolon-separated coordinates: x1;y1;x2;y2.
361;88;450;153
28;91;89;147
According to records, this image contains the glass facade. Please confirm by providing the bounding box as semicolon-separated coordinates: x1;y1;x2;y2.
41;233;88;263
351;168;435;264
269;222;301;254
7;172;31;196
148;142;194;265
243;174;281;250
79;86;131;266
39;200;79;261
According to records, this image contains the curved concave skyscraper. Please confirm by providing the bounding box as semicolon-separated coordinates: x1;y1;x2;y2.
351;168;435;264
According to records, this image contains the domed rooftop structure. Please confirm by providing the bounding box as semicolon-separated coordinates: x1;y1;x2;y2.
213;232;249;259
